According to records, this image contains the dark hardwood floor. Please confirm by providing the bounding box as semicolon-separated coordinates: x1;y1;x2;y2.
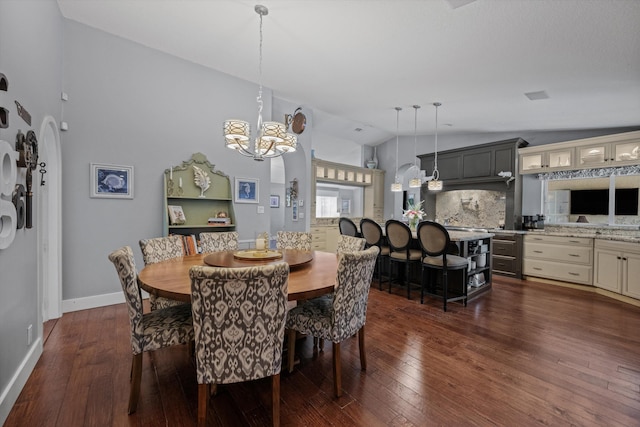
6;276;640;426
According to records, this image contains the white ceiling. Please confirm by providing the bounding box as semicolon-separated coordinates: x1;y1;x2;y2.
56;0;640;146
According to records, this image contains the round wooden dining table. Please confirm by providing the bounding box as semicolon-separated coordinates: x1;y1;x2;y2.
138;249;338;302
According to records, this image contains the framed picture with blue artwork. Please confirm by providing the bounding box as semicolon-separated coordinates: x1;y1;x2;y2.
90;163;134;199
234;177;259;203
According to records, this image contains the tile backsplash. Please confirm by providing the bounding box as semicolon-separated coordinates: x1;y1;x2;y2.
435;190;506;228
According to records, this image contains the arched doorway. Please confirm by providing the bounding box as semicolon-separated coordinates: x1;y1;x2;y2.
37;116;62;321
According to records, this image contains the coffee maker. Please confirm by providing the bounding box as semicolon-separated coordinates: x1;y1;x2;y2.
522;214;545;230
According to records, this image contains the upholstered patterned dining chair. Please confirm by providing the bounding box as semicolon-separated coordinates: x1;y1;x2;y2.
108;246;194;415
336;234;366;253
199;231;239;252
139;235;186;310
285;246;379;398
189;263;290;427
276;231;312;250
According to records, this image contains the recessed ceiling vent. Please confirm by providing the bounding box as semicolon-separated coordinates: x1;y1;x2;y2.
525;90;550;101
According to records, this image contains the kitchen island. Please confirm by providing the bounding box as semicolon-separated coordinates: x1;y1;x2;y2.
444;229;495;301
384;227;495;305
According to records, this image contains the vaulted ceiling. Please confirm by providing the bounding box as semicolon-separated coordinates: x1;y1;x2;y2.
57;0;640;145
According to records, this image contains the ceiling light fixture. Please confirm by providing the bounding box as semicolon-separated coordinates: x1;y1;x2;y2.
391;107;403;192
428;102;443;191
409;105;422;188
223;5;297;161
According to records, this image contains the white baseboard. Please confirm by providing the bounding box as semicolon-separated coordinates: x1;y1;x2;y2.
62;291;125;313
0;338;43;425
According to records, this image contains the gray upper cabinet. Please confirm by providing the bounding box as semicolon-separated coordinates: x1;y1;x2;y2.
419;138;528;184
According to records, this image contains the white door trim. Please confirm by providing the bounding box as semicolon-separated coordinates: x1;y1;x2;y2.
37;116;62;321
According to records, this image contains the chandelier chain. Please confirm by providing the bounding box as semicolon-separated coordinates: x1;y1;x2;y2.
395;107;401;181
256;10;264;131
433;102;441;179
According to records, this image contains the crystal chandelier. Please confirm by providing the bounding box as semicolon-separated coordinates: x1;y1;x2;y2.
409;105;422;188
223;5;297;161
428;102;443;191
391;107;403;192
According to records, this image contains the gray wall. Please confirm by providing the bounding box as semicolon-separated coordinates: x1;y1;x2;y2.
0;1;63;421
61;20;297;300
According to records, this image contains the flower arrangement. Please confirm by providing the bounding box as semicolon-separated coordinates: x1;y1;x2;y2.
403;200;425;230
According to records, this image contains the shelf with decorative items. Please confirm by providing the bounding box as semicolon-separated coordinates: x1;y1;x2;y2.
163;153;236;240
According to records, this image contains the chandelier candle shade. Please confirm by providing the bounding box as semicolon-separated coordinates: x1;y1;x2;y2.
223;5;297;161
428;102;443;191
409;104;422;188
391;107;403;192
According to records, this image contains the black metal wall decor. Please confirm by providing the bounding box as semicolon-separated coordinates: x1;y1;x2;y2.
14;100;31;126
14;130;38;228
39;162;47;186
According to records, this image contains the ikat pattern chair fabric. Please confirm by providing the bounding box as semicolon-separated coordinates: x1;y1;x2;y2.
276;231;312;250
285;246;379;397
139;235;186;310
108;246;194;414
199;231;239;253
336;234;366;253
189;262;290;427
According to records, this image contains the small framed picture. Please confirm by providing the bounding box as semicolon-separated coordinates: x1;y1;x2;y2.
90;163;134;199
167;205;186;225
341;198;351;214
234;177;259;204
270;195;280;208
292;200;298;221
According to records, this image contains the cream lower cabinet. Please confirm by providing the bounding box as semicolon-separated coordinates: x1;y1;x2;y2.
523;234;593;285
311;226;340;252
594;240;640;299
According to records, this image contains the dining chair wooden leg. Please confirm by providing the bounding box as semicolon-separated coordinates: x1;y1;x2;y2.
332;342;342;397
128;353;143;414
287;329;296;373
358;325;366;371
198;383;210;427
272;374;280;427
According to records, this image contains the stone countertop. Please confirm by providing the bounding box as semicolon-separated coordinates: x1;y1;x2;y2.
527;230;640;244
447;230;494;241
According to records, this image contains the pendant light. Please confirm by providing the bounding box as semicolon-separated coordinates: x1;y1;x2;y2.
223;5;297;161
409;105;422;188
428;102;443;191
391;107;403;192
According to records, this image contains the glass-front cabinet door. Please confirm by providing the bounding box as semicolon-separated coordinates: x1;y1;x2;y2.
547;148;573;170
520;152;545;173
613;140;640;163
577;144;608;167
